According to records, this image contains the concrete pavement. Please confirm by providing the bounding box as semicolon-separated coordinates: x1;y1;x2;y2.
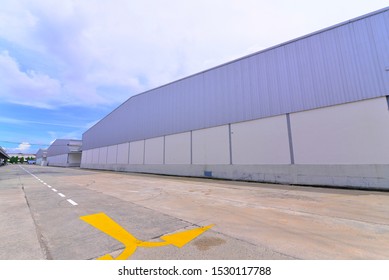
0;165;44;259
1;164;389;259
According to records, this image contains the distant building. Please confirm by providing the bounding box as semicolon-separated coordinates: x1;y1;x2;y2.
46;139;82;167
35;149;48;166
0;147;10;165
81;8;389;189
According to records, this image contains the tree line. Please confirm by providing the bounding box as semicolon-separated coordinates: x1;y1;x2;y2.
8;156;36;164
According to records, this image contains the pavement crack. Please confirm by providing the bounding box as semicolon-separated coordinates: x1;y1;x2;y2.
21;185;53;260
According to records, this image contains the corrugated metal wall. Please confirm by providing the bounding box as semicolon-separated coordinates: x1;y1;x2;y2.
83;8;389;150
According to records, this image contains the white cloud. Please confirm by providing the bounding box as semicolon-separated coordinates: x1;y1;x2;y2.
0;0;388;109
6;142;31;153
18;142;31;151
0;51;61;108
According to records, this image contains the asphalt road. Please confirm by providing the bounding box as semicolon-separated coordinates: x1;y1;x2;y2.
1;164;389;260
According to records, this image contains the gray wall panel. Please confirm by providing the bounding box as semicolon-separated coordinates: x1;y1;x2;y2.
83;8;389;150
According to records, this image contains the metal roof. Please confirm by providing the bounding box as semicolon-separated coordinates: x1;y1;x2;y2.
35;149;47;159
83;7;389;150
0;147;10;159
46;139;82;157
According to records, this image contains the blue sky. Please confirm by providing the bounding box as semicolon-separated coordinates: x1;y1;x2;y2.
1;0;388;154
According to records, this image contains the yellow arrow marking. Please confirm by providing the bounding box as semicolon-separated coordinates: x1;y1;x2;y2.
160;225;214;248
80;212;214;260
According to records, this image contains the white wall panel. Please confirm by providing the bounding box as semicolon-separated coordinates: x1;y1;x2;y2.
107;145;118;164
117;143;130;164
231;115;291;164
145;137;164;164
192;125;230;164
92;148;100;164
292;97;389;164
165;132;191;164
83;150;88;164
98;147;108;164
68;153;81;164
86;149;93;164
81;151;87;164
47;154;67;165
129;140;144;164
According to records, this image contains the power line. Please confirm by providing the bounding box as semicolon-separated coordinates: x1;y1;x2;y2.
0;140;79;147
0;140;49;146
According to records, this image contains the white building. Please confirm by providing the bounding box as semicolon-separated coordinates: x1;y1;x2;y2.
46;139;82;167
35;149;47;166
81;8;389;189
0;147;9;165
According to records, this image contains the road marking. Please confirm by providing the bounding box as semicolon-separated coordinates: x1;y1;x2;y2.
80;212;214;260
18;166;78;206
67;199;78;206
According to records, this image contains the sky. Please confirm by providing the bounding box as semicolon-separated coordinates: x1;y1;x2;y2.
1;0;388;154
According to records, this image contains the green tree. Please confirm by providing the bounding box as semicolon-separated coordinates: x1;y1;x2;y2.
20;157;25;164
9;156;18;164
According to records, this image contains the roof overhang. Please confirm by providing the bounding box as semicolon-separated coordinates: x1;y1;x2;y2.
0;148;10;159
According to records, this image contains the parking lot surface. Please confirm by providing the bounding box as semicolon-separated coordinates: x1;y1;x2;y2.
1;164;389;260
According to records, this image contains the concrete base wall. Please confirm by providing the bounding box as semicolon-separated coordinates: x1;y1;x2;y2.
80;163;389;190
36;158;47;166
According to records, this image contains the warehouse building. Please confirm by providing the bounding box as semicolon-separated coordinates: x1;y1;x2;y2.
0;147;9;165
46;139;82;167
81;8;389;189
35;149;47;166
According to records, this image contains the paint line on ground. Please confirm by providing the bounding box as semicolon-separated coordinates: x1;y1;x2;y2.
67;199;78;206
80;213;213;260
18;166;80;207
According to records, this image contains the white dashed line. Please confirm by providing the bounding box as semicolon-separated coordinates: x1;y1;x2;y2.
19;166;78;206
67;199;78;206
